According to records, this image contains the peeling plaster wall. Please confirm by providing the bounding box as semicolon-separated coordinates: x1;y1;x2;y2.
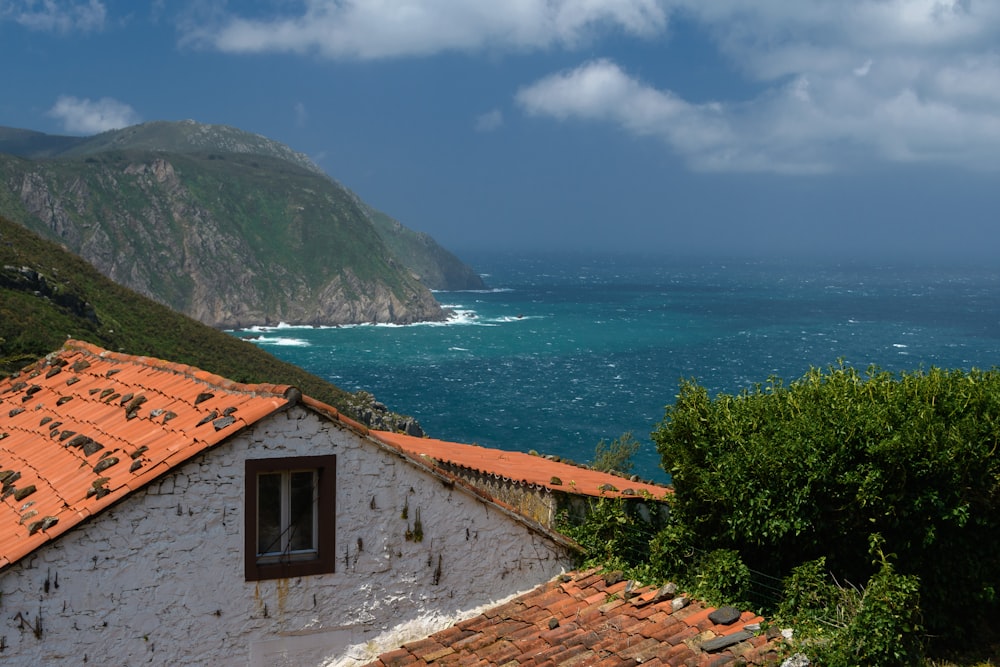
0;406;574;665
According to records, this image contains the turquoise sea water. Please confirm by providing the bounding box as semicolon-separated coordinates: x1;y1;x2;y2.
233;253;1000;483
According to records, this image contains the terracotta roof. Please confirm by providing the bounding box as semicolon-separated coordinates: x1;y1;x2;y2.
0;340;298;571
0;341;661;573
364;568;783;666
372;431;670;500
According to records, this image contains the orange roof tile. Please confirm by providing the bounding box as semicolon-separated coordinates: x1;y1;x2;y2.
0;340;295;571
1;341;665;572
363;568;783;667
370;431;671;500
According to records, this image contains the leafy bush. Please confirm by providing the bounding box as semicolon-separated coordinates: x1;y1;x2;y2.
689;548;752;609
653;364;1000;651
778;542;923;667
557;496;660;578
591;431;641;475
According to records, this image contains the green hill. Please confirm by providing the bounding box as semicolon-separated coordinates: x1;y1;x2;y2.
0;120;483;327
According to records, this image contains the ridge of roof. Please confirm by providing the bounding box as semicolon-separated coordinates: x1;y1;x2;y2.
370;431;671;500
62;339;299;398
0;340;295;571
365;567;784;666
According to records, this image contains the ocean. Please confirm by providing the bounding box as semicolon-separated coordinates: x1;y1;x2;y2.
232;252;1000;483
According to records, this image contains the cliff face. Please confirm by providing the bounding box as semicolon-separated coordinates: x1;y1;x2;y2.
367;207;487;291
0;122;464;328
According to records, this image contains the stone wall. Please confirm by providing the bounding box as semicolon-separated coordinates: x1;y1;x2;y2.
0;405;574;665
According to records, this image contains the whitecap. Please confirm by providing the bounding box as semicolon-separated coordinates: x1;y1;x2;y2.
488;315;538;323
252;337;310;347
435;287;515;294
893;343;908;348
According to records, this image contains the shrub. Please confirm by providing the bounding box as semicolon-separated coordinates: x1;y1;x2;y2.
653;365;1000;650
591;431;641;475
557;496;660;577
778;543;923;667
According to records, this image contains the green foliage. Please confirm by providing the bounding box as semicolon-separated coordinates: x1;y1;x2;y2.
591;431;641;475
557;496;660;579
688;548;752;609
778;545;923;667
0;120;459;327
653;364;1000;652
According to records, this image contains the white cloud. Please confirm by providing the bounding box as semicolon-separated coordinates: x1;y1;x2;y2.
515;0;1000;172
3;0;106;33
47;95;140;134
185;0;667;59
182;0;1000;172
517;60;825;174
475;109;504;132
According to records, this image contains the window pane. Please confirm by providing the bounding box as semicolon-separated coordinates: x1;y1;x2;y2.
257;473;283;555
288;471;316;553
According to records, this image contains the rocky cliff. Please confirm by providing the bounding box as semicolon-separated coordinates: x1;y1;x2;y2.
0;121;482;327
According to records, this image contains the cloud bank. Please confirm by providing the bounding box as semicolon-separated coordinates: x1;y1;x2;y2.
47;96;140;134
514;1;1000;172
2;0;106;32
185;0;667;59
186;0;1000;173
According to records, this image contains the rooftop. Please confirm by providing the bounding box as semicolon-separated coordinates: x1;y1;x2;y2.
0;341;670;571
0;340;301;570
374;431;670;500
363;567;784;666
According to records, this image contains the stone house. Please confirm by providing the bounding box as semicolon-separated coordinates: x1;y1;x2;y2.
0;340;668;665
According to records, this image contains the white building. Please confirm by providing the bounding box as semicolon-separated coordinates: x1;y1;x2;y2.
0;341;607;665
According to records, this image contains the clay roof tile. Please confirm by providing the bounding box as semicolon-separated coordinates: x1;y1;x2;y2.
362;569;783;667
0;341;294;571
369;431;671;500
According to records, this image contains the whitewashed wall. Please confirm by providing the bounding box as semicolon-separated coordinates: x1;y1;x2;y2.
0;405;574;665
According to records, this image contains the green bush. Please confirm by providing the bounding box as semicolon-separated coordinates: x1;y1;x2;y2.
591;431;641;475
653;364;1000;651
778;543;923;667
557;496;660;577
689;548;752;609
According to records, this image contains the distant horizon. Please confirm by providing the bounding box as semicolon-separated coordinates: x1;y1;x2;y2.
446;237;1000;265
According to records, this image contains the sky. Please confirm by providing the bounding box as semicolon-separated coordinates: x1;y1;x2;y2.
2;0;999;260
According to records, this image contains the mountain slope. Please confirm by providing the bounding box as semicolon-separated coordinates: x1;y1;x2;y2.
0;126;86;157
55;119;325;175
0;121;481;326
367;207;486;291
0;214;421;433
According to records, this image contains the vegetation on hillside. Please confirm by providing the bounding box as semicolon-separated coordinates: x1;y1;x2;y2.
564;365;1000;666
0;120;481;327
366;207;486;291
0;148;439;325
0;214;411;428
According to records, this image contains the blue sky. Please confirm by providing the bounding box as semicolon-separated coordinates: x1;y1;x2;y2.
2;0;999;259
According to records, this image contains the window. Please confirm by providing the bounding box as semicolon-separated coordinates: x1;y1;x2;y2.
245;455;335;581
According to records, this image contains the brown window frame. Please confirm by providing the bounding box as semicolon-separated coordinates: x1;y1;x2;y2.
245;455;336;581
